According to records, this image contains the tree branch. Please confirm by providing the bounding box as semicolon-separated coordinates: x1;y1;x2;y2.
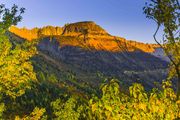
153;24;177;67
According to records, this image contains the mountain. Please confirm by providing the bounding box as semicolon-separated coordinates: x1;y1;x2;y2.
10;21;159;52
8;21;170;92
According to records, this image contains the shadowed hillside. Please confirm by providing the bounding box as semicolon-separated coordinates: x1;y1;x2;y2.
36;37;169;90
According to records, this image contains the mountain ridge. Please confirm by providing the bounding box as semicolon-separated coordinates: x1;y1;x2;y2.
9;21;159;53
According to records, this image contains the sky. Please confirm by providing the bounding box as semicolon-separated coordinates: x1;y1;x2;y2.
1;0;163;43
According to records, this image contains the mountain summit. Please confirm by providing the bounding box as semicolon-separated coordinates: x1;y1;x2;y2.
62;21;109;36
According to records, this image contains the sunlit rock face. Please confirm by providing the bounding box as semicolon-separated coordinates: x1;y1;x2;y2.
9;26;39;40
9;26;63;40
9;21;159;53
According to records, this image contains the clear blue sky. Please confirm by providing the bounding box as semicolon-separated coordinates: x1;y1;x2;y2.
1;0;163;43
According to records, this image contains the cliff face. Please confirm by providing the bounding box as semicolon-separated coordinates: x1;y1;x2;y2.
9;21;159;53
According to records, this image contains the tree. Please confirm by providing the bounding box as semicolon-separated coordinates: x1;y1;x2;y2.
0;4;39;119
0;39;37;98
51;97;83;120
0;4;37;98
80;28;88;43
0;4;25;34
143;0;180;97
